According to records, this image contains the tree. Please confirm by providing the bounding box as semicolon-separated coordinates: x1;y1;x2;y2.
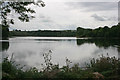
76;23;120;38
0;1;45;38
1;1;45;27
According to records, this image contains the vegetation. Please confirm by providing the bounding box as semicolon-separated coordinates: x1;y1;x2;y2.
77;23;120;38
0;1;45;38
10;30;76;37
9;23;120;38
2;52;120;80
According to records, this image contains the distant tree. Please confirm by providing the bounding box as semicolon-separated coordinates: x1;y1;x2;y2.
76;23;120;38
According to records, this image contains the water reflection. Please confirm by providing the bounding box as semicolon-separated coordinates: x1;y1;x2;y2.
0;39;9;66
77;39;120;48
0;41;9;52
117;46;120;58
1;37;120;69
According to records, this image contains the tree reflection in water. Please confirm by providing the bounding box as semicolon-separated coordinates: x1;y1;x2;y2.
77;39;120;48
0;41;9;52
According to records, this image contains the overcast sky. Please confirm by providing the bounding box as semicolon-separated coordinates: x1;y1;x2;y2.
9;0;119;30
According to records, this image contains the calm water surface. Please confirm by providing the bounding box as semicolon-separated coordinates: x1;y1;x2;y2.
1;37;120;69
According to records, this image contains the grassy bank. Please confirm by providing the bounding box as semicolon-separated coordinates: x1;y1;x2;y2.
2;53;120;80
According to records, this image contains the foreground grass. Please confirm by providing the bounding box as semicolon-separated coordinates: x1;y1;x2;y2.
2;53;120;80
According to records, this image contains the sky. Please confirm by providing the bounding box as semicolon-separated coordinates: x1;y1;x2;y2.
8;0;119;30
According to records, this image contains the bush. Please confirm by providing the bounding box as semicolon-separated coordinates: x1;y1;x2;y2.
2;53;120;79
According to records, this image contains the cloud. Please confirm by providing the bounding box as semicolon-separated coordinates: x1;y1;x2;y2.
39;15;53;23
10;1;118;30
108;16;118;21
91;14;118;21
66;2;118;12
91;14;106;21
44;0;119;2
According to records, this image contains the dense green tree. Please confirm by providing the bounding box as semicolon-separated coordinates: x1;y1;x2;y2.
77;23;120;38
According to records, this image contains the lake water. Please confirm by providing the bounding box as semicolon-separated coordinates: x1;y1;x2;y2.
1;37;120;70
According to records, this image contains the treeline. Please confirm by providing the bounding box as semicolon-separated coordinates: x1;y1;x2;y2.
1;23;120;38
76;23;120;38
10;30;76;37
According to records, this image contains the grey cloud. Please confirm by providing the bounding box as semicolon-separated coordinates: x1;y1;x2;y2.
91;14;106;21
107;16;118;21
91;14;118;21
39;15;46;18
39;15;53;23
11;1;118;30
42;19;52;22
66;2;117;11
118;2;120;22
